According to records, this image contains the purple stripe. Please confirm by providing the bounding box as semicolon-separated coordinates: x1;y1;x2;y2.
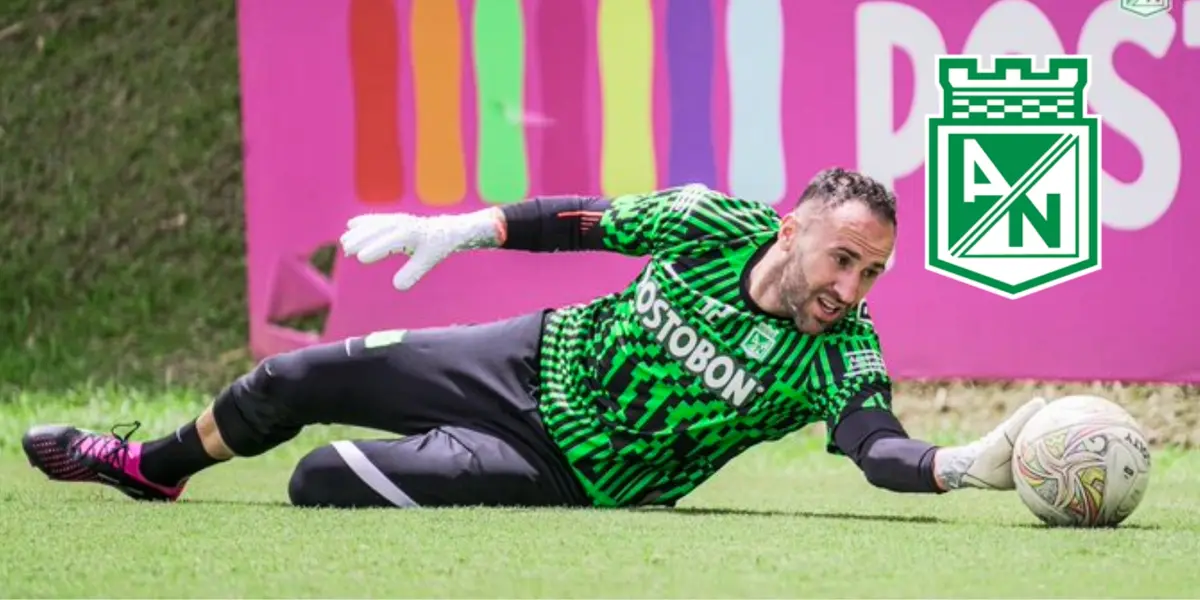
533;1;590;195
665;0;715;188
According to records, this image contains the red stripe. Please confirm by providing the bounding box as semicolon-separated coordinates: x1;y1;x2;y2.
556;210;605;219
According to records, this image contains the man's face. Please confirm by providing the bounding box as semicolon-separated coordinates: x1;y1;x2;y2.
776;200;895;334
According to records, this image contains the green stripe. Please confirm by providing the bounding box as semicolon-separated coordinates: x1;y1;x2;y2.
473;0;527;204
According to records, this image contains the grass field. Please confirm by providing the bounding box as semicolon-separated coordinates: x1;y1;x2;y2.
2;392;1199;598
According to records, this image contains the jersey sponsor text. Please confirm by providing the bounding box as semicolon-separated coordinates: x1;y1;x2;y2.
634;274;761;407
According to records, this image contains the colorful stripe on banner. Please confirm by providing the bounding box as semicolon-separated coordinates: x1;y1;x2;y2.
532;0;591;195
473;0;528;204
726;0;785;204
349;0;403;204
598;0;656;196
410;0;466;205
664;0;715;188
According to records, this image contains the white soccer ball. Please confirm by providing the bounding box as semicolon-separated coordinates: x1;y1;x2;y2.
1011;394;1152;527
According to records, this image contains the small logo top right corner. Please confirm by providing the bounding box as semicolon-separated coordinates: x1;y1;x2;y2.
1120;0;1172;18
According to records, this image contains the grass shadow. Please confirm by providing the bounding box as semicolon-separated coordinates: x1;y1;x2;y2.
21;495;294;509
1007;521;1162;531
178;498;294;508
646;505;947;524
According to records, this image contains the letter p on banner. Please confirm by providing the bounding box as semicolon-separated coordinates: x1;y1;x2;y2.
924;55;1102;299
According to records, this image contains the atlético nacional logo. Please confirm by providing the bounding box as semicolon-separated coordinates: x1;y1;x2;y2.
925;55;1102;299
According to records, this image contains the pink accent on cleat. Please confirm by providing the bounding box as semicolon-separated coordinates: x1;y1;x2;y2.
23;422;186;502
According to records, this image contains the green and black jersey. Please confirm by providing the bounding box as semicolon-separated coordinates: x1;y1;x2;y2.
532;185;893;508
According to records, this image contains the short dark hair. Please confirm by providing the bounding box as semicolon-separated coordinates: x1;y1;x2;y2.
795;167;897;227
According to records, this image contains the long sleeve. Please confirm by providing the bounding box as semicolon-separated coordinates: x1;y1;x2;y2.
498;185;781;257
831;404;943;494
809;315;943;494
498;196;614;253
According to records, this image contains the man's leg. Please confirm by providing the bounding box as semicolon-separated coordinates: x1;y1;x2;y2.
287;426;583;509
20;312;577;503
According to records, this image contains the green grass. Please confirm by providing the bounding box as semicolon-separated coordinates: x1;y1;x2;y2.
0;0;249;395
3;393;1200;599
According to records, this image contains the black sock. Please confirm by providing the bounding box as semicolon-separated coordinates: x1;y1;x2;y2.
139;421;226;486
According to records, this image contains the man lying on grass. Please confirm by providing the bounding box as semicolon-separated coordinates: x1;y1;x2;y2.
23;168;1045;509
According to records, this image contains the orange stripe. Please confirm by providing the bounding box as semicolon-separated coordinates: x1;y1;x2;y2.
349;0;403;204
410;0;466;206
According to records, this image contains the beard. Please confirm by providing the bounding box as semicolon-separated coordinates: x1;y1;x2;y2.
779;266;818;333
779;260;846;334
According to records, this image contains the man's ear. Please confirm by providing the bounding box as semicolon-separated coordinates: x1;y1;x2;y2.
777;213;798;249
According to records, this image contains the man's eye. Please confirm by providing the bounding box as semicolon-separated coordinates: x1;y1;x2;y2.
835;254;851;267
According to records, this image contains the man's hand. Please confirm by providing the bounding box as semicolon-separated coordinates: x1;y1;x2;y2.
339;209;504;290
933;396;1047;491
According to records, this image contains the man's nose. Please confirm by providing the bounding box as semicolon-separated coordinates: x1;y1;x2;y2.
833;273;860;303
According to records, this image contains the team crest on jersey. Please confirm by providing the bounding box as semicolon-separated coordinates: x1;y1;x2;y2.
740;323;779;361
854;301;874;327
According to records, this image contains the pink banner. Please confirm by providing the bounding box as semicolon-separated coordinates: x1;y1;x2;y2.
236;0;1200;383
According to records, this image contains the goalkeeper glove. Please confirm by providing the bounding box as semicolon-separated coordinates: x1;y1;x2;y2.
933;396;1047;491
339;209;503;291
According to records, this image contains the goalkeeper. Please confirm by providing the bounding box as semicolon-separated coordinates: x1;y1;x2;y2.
23;168;1046;509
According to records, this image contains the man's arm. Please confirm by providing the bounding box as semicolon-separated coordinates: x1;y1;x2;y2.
340;184;777;290
496;196;616;253
828;387;944;494
811;314;942;493
828;381;1048;494
498;184;778;257
811;311;1045;494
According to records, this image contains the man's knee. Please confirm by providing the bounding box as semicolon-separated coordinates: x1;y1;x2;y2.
211;344;346;457
288;444;341;507
288;442;410;509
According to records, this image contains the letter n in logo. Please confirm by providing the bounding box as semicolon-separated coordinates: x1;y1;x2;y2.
925;55;1102;299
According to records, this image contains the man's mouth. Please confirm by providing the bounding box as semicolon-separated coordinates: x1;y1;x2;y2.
815;295;843;321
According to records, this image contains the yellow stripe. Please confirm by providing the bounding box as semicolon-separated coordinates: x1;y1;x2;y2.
597;0;657;196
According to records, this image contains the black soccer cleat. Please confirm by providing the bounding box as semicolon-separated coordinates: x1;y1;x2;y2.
22;422;187;502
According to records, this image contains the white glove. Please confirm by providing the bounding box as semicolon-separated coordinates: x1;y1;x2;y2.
339;209;502;290
933;396;1047;491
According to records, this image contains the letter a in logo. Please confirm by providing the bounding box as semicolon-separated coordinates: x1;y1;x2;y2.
924;55;1101;299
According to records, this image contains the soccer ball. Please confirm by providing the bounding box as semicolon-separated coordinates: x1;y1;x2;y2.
1011;395;1152;527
